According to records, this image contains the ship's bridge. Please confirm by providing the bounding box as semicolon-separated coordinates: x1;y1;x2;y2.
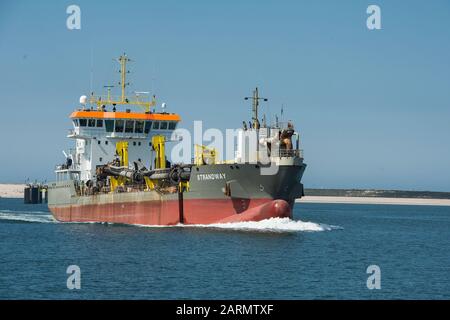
64;109;181;182
69;110;180;139
66;108;181;182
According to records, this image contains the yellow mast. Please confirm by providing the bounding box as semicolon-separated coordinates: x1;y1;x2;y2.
119;54;129;103
89;54;156;112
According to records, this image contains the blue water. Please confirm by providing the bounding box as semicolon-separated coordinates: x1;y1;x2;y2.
0;198;449;299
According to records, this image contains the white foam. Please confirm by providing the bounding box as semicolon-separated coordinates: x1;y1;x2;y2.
0;210;341;233
0;210;56;223
137;217;341;233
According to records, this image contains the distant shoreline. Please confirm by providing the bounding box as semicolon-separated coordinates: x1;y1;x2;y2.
1;184;450;206
298;196;450;207
304;188;450;199
0;184;25;199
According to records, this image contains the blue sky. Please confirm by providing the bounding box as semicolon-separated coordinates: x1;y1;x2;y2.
1;0;449;191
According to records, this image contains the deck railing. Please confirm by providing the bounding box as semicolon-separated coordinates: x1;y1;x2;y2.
278;149;303;158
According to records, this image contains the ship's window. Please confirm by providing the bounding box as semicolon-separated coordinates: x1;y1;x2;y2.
115;120;124;132
73;120;78;127
97;140;101;145
138;142;141;146
96;120;103;127
133;141;136;146
105;120;114;132
160;122;168;130
88;119;96;127
105;141;109;145
79;119;87;127
99;157;103;162
125;120;134;133
152;121;160;130
135;120;144;133
168;121;177;130
144;121;152;134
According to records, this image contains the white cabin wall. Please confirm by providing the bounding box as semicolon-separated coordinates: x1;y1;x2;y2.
127;139;152;169
67;119;178;182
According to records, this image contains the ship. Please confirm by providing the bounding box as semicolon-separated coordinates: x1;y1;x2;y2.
48;54;307;225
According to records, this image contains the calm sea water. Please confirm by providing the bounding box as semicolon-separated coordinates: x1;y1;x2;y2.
0;198;449;299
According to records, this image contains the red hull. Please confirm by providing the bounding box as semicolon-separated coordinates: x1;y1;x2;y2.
49;198;291;226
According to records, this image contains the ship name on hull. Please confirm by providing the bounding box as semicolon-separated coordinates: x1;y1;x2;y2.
197;173;226;181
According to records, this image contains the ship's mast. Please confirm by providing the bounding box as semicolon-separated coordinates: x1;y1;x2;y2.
89;54;156;112
245;87;267;129
118;54;130;103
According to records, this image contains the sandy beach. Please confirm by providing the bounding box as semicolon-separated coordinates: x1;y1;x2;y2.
298;196;450;207
0;184;26;198
1;183;450;206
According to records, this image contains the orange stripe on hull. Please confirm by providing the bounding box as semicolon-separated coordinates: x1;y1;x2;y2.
49;199;292;226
